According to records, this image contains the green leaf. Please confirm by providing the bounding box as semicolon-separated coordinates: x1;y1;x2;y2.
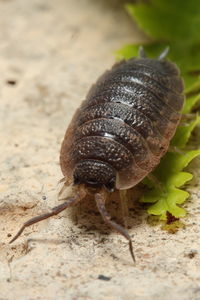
165;172;193;188
185;76;200;94
147;188;188;220
115;44;139;60
183;93;200;114
171;115;200;148
141;150;200;219
154;150;200;179
184;76;200;93
126;1;200;44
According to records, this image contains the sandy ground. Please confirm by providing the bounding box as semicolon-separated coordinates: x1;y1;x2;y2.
0;0;200;299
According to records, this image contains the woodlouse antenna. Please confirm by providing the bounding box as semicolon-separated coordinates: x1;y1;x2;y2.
9;195;81;244
158;46;170;60
138;46;146;58
95;189;136;263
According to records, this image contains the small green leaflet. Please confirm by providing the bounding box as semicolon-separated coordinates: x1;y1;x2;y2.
141;150;200;220
116;0;200;220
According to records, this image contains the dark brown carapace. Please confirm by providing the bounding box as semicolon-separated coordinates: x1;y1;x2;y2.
10;47;184;263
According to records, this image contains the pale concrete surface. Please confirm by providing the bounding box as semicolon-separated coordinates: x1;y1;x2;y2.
0;0;200;299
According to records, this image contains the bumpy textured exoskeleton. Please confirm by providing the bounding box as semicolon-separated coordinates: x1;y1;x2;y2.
10;48;184;262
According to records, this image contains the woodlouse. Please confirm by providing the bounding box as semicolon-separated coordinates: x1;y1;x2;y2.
10;47;184;262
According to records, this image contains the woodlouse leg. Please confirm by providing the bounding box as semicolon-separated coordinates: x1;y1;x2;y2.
119;190;129;228
181;113;197;121
9;196;80;244
158;46;169;60
147;173;165;191
138;46;146;58
168;146;186;155
58;181;69;198
95;190;135;263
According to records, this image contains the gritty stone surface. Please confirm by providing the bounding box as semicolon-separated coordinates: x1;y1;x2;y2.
0;0;200;299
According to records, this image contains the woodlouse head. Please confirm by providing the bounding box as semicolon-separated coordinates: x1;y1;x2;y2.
73;159;116;192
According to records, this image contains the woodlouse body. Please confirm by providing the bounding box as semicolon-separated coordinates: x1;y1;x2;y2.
10;49;184;262
60;51;184;191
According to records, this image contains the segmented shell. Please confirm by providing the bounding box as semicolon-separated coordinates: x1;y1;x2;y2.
60;57;184;189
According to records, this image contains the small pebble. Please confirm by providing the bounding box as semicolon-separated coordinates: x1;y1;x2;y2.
6;79;17;85
187;250;198;259
98;274;111;281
